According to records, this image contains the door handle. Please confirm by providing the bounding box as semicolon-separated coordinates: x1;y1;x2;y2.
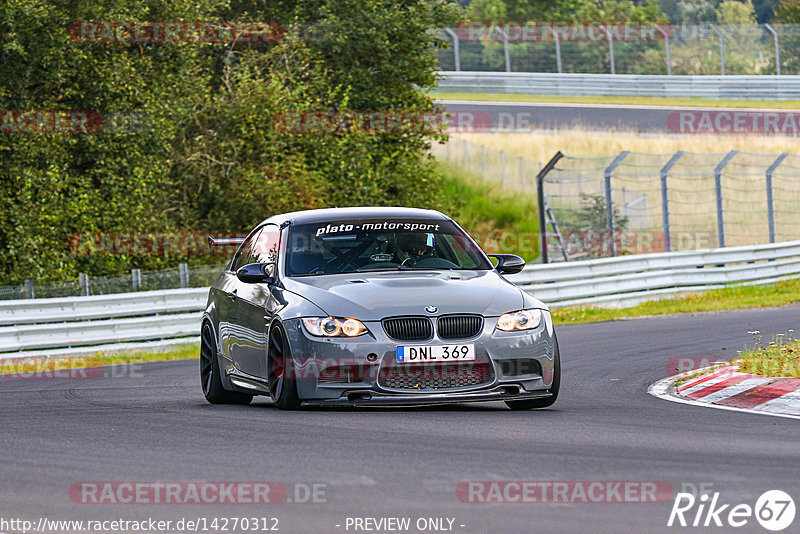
228;289;238;301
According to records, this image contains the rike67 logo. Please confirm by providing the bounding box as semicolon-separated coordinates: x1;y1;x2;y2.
668;489;795;531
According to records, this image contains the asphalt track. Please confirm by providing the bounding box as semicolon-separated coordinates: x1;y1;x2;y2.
2;306;800;534
439;100;791;133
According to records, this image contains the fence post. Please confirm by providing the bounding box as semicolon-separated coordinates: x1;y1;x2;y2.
537;152;565;264
659;151;684;252
179;263;190;288
132;268;142;292
462;139;468;167
655;24;671;75
547;26;562;73
766;152;790;243
519;156;525;188
79;273;90;296
710;24;725;75
24;279;34;299
498;27;511;72
600;25;615;74
764;23;780;76
714;150;739;248
604;151;630;256
443;28;460;71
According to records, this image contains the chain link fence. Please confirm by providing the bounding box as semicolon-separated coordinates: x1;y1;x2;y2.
431;138;800;261
539;150;800;261
0;264;225;300
437;23;800;76
431;138;542;194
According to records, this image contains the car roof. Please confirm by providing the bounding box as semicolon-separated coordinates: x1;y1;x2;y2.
260;207;450;227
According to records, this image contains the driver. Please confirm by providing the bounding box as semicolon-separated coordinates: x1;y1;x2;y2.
395;232;433;264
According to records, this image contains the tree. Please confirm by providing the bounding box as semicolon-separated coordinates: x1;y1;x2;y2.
0;0;461;285
716;0;757;23
776;0;800;20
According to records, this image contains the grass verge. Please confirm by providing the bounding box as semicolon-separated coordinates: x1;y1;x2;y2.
437;160;540;262
433;91;800;110
735;332;800;378
0;343;199;375
450;130;800;165
551;278;800;326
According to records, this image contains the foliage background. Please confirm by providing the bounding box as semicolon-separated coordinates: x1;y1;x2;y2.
0;0;460;285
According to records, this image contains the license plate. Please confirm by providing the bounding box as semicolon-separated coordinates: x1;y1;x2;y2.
396;344;475;364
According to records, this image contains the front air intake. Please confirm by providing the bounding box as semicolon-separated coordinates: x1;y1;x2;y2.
437;315;483;339
382;317;433;341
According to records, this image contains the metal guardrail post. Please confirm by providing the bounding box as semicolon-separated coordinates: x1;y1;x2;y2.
179;263;190;288
766;152;790;243
443;28;460;71
546;26;562;73
659;151;684;251
710;24;725;76
714;150;739;248
604;151;630;257
79;273;90;296
24;280;34;299
132;268;142;292
537;152;565;264
655;25;671;75
764;24;780;76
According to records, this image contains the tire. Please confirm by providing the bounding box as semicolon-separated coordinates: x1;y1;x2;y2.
200;322;253;405
268;323;301;410
505;333;561;411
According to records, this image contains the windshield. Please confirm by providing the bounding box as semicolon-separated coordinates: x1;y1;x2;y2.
286;218;492;276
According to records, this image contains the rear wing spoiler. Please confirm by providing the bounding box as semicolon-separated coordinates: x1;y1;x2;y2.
208;236;245;248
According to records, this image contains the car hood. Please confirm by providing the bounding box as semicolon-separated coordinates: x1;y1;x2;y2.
282;270;528;321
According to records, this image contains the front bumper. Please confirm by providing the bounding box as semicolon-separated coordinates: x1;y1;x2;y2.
304;385;553;407
282;311;557;405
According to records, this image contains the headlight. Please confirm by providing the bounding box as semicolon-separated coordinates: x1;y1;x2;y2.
496;309;542;332
301;317;369;337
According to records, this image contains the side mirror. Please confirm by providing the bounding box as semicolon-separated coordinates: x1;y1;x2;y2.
488;254;526;275
236;263;276;284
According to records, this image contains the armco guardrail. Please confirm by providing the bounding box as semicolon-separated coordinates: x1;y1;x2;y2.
435;72;800;100
2;242;799;359
507;240;800;308
0;288;207;360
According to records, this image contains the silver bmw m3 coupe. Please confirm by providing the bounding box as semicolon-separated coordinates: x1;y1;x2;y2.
201;207;560;410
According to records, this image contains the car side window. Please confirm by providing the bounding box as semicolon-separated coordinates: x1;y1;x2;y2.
249;225;280;274
231;228;262;271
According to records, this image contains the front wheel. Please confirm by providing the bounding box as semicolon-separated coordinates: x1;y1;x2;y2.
268;323;301;410
505;334;560;411
200;322;253;405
